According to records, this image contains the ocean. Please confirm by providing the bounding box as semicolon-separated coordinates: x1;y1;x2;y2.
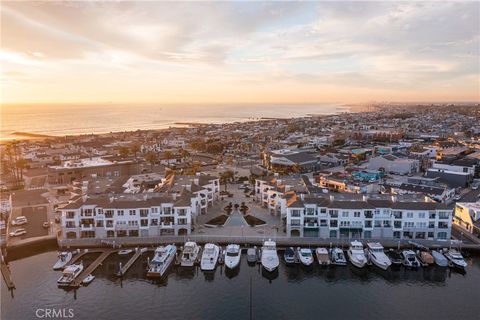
0;103;346;140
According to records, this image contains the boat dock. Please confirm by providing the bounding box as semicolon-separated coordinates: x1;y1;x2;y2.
1;258;15;290
69;249;115;288
116;249;144;277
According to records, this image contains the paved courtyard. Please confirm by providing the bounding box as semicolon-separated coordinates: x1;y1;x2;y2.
194;183;285;239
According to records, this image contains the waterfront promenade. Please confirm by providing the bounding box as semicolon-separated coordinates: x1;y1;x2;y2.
58;234;480;252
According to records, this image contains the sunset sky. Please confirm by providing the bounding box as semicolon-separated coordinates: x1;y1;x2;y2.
1;1;479;104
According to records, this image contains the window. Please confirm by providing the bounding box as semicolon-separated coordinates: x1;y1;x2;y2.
140;209;149;217
437;232;447;239
394;221;402;228
438;222;449;229
330;220;338;228
342;211;349;218
150;219;158;226
404;222;414;228
417;222;427;228
393;231;401;239
140;219;148;227
66;211;75;219
105;210;114;218
438;212;450;219
383;220;391;228
418;212;425;219
365;220;372;228
329;210;338;218
407;212;413;218
320;208;327;214
329;230;337;238
107;230;115;238
354;211;361;218
117;210;124;216
427;232;434;239
129;210;136;216
364;231;372;239
375;220;382;227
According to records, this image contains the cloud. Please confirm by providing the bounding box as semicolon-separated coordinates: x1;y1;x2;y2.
0;1;478;103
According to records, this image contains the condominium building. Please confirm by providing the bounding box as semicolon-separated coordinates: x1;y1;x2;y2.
59;192;195;240
285;194;452;240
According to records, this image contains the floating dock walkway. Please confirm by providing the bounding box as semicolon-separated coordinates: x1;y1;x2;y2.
116;249;144;277
69;249;115;288
1;257;15;289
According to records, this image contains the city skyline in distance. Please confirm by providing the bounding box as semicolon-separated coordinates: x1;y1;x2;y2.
1;1;479;105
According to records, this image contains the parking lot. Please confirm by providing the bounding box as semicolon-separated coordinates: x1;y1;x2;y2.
9;205;49;241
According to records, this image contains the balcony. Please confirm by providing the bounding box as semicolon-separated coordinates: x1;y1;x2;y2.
161;222;174;228
304;222;319;228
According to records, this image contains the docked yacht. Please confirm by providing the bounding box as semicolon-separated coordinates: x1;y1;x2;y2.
431;250;449;267
445;249;467;269
180;242;200;267
386;249;403;266
53;251;73;270
347;241;367;268
200;243;220;271
224;244;241;269
147;245;177;278
284;247;296;265
261;240;279;272
57;263;83;287
366;242;391;270
297;248;314;266
315;248;331;266
402;250;420;268
416;250;434;266
330;248;347;266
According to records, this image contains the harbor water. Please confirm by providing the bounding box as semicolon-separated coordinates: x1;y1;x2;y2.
2;250;480;320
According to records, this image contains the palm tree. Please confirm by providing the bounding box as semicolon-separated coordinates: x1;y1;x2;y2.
145;152;158;169
220;170;234;192
131;144;141;158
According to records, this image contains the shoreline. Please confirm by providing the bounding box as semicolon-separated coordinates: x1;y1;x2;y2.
1;106;349;143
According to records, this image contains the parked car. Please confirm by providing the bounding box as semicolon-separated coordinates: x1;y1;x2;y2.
9;228;27;237
453;195;462;201
11;216;28;226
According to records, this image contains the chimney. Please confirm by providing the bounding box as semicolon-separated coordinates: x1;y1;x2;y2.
391;195;397;203
82;194;88;202
362;195;368;202
329;194;334;202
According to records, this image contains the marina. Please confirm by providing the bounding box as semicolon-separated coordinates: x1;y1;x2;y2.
2;248;480;320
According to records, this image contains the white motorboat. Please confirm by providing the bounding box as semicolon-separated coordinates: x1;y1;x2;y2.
366;242;391;270
431;250;449;267
200;243;220;271
247;247;258;264
347;241;367;268
261;239;279;272
82;274;95;285
147;245;177;277
57;263;83;287
445;249;467;269
180;242;200;267
402;250;420;268
118;249;133;255
315;248;331;266
330;248;347;265
53;251;73;270
297;248;314;266
224;244;241;269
